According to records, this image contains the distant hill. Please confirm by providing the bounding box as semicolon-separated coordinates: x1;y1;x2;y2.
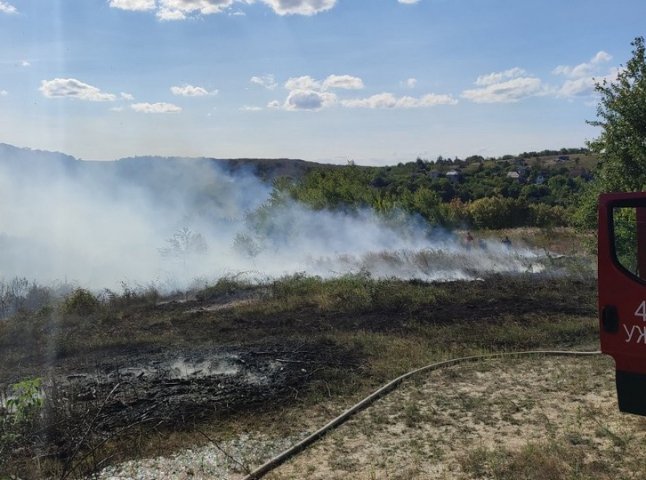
0;143;334;183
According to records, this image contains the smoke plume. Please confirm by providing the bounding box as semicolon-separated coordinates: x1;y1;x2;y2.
0;145;544;291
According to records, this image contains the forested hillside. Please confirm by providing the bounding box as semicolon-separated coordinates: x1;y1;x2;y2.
272;148;597;230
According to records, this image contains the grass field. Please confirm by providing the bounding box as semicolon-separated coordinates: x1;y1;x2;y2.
0;228;614;479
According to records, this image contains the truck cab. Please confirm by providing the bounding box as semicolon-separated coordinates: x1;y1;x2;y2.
599;192;646;415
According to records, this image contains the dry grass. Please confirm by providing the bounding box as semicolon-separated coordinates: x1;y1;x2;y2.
266;355;646;480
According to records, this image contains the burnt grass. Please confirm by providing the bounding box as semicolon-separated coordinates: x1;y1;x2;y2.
0;273;598;478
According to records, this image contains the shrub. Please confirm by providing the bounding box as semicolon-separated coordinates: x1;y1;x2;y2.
61;288;100;315
468;197;529;229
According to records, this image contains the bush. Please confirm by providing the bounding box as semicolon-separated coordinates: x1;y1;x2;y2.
529;204;569;228
468;197;529;229
61;288;100;315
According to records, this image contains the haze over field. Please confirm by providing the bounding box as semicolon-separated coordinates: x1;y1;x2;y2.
0;145;545;290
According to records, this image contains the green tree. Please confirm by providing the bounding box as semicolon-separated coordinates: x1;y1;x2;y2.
577;36;646;227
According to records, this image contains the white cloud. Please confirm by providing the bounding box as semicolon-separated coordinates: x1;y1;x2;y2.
108;0;156;11
0;90;8;96
398;0;420;4
284;74;364;92
110;0;337;19
284;89;337;110
285;75;321;91
110;106;125;112
462;75;544;103
259;0;336;16
557;77;596;97
170;84;216;96
20;60;30;67
0;1;17;14
552;50;616;98
556;66;620;98
475;67;527;86
273;73;364;110
250;74;277;90
552;50;612;78
267;100;281;109
401;78;417;88
131;102;182;113
342;92;457;109
322;74;364;90
157;0;237;20
39;78;117;102
120;92;135;101
240;105;263;111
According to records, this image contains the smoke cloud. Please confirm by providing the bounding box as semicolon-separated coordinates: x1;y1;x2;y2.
0;146;545;292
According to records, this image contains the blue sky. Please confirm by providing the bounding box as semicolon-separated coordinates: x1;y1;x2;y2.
0;0;644;164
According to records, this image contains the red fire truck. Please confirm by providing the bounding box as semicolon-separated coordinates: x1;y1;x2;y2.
599;193;646;415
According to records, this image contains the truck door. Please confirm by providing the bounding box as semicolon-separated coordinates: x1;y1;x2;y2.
599;192;646;415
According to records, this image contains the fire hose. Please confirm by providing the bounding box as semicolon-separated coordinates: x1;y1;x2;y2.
241;349;601;480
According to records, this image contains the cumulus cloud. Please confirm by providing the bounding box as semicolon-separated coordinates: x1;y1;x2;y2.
39;78;117;102
131;102;182;113
474;67;527;86
552;50;616;98
170;84;216;96
272;73;452;111
284;89;337;111
401;78;417;88
109;0;156;10
270;74;365;110
342;92;457;109
556;66;620;98
552;51;612;78
0;90;8;96
462;72;544;103
398;0;420;4
285;75;321;91
120;92;135;101
157;0;238;20
322;74;364;90
240;105;263;111
0;1;17;14
109;0;336;19
259;0;336;16
250;74;277;90
20;60;30;67
557;77;596;97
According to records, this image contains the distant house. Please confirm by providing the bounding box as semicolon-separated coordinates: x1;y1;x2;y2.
506;171;521;181
534;174;546;185
446;170;460;183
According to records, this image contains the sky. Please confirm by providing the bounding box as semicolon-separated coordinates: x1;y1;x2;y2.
0;0;644;165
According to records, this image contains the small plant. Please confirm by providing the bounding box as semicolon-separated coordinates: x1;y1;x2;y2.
5;378;43;421
1;378;43;470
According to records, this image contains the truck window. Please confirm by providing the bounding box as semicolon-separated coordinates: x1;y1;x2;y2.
612;206;646;281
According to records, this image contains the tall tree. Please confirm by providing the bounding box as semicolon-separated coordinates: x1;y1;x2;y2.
576;36;646;227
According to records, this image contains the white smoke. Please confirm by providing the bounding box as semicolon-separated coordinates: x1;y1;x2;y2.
0;148;545;291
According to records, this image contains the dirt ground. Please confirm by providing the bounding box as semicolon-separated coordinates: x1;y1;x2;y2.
0;274;603;478
95;354;646;480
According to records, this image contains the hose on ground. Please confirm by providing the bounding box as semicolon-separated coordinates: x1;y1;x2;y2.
241;349;602;480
